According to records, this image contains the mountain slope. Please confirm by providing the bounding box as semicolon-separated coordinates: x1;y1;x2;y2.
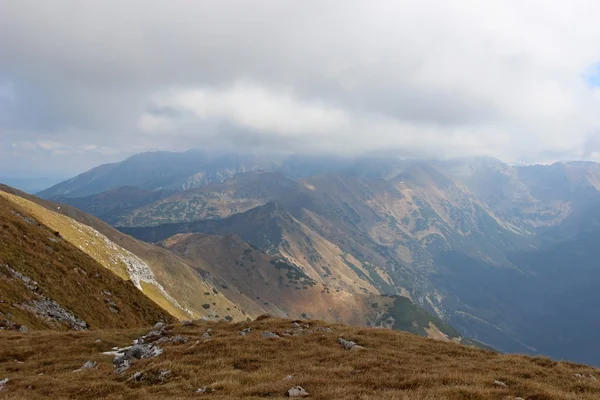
0;186;246;322
0;194;173;331
37;151;282;198
1;318;598;399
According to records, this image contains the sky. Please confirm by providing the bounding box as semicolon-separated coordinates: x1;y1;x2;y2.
1;0;600;177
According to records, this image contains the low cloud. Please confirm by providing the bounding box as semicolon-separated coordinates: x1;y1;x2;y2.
1;0;600;174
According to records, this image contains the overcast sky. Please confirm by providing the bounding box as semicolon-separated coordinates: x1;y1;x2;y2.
1;0;600;176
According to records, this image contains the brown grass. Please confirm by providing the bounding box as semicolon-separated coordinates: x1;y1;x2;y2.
0;196;173;330
1;318;599;399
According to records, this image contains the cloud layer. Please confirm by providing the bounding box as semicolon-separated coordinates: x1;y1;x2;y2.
2;0;600;174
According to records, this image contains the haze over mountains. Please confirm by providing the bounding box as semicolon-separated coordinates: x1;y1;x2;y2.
30;150;600;366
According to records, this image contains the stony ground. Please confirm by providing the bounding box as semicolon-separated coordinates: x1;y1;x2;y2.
0;317;599;399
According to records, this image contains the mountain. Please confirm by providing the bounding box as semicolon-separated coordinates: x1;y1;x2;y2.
37;151;285;198
0;185;247;322
1;318;598;399
2;184;473;344
0;192;173;331
38;151;600;364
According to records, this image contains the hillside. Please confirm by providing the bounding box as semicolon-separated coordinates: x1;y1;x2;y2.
1;318;598;399
0;194;173;331
34;154;600;364
0;186;247;322
159;232;466;342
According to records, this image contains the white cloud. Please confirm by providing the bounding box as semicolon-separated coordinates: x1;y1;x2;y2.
1;0;600;171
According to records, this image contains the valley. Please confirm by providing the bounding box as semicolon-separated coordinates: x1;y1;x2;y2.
37;152;600;365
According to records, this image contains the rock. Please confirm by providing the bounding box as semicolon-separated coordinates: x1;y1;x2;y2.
95;339;102;343
114;359;131;374
0;378;9;392
291;322;301;329
19;325;28;333
108;306;120;314
111;342;164;374
201;330;211;338
287;386;310;397
338;338;362;350
144;330;164;340
196;386;214;394
171;335;189;344
239;327;252;336
261;331;281;339
493;380;507;388
126;371;144;382
284;374;294;381
153;322;165;330
316;327;332;333
181;320;195;326
515;397;525;400
73;361;97;372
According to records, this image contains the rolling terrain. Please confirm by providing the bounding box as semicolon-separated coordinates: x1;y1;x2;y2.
35;152;600;364
1;184;468;343
1;317;598;399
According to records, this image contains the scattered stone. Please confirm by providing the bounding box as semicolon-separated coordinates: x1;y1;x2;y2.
0;378;9;392
338;338;364;350
201;330;211;339
181;320;195;326
95;339;102;343
73;361;97;372
127;371;144;382
239;327;252;336
19;325;28;333
493;380;507;388
196;386;214;394
108;306;120;314
284;374;294;381
515;397;525;400
316;327;332;333
171;335;189;344
103;290;112;296
262;331;281;339
291;322;301;329
153;322;165;330
287;386;310;397
108;340;164;374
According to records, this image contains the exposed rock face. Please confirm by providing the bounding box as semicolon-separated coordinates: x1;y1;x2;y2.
5;264;88;330
20;298;88;331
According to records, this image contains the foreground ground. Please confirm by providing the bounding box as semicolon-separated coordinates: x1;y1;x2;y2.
0;318;599;399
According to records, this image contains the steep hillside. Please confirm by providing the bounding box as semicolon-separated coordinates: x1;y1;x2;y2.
159;232;463;341
1;318;598;399
0;195;173;331
0;186;247;322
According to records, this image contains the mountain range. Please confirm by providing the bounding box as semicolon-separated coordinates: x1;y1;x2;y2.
13;150;600;365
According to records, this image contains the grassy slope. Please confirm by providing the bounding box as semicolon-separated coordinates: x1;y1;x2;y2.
0;196;173;330
0;318;599;399
0;185;247;322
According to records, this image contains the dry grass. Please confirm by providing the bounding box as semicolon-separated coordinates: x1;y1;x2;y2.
1;318;599;399
0;196;173;330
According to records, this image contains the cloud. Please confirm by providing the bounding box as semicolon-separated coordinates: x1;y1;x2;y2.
1;0;600;174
